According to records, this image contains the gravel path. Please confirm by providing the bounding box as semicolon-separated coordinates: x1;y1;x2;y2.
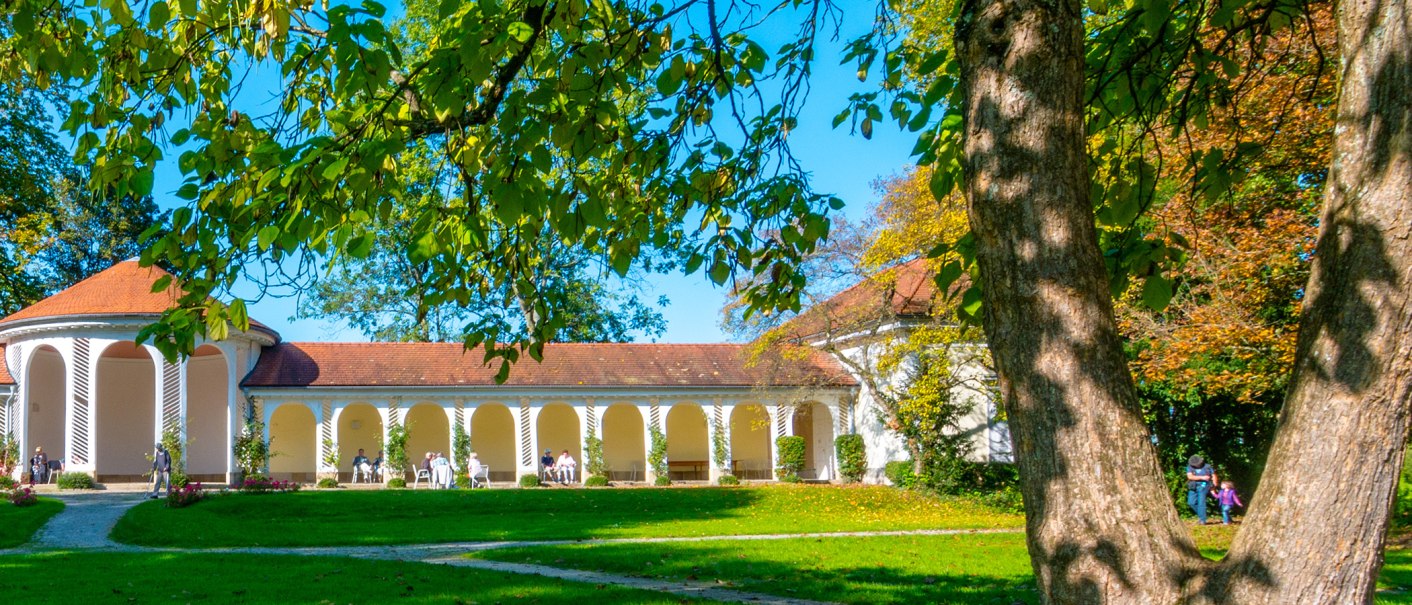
22;492;147;551
5;494;1021;603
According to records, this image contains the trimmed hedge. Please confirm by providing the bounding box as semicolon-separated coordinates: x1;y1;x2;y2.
386;478;407;489
717;475;740;486
835;434;867;483
584;475;610;487
653;475;673;486
775;436;805;482
519;474;542;488
316;478;340;489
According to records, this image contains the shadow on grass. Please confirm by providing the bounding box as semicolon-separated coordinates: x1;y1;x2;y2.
113;487;770;547
481;534;1039;604
0;551;698;604
111;485;1018;548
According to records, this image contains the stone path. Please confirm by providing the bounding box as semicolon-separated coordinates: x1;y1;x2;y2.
6;493;1023;604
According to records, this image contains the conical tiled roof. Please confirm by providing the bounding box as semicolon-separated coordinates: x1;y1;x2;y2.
0;260;181;326
0;261;276;339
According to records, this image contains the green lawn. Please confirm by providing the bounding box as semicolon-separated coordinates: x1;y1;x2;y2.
0;498;63;548
111;485;1022;547
0;552;701;604
473;532;1412;605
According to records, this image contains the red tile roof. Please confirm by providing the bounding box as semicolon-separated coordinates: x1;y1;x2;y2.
0;345;13;385
0;260;181;326
783;258;946;340
242;342;857;389
0;260;277;338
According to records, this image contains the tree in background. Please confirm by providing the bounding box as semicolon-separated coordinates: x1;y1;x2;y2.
0;25;165;314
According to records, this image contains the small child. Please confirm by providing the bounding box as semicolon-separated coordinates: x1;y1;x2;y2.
1215;480;1244;525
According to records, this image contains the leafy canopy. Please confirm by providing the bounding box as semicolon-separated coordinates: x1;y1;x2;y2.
6;0;841;375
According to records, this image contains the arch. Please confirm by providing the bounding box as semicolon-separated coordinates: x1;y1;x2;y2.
471;404;514;482
730;404;771;480
601;404;644;481
270;404;317;481
792;402;835;480
185;344;229;479
536;403;581;480
95;341;156;480
666;403;709;481
24;345;67;473
337;403;383;479
405;403;451;471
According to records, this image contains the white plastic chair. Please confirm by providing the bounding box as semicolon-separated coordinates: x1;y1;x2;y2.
556;464;576;484
413;467;431;488
353;463;372;483
470;465;490;488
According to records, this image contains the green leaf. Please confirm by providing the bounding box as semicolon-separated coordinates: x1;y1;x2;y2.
1142;274;1174;311
322;157;349;181
150;275;173;293
507;21;534;43
257;226;280;251
148;1;170;29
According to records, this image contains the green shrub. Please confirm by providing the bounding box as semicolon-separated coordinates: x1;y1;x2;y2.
0;476;16;490
835;434;867;483
653;475;673;487
233;417;269;475
171;471;190;490
8;485;38;506
775;435;805;482
316;477;340;489
979;485;1025;514
584;475;610;487
386;478;407;489
57;471;95;490
454;473;471;488
648;426;668;479
884;460;918;488
584;427;607;478
717;475;740;486
519;474;541;488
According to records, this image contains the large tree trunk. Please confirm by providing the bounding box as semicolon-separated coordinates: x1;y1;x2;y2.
953;0;1206;602
1213;0;1412;600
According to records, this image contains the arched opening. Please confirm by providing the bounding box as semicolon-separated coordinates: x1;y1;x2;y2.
601;404;644;481
185;345;229;481
405;403;451;473
792;402;835;480
24;345;67;478
536;403;581;481
471;404;514;482
730;404;771;480
269;404;317;481
95;341;156;481
337;403;383;480
666;403;709;481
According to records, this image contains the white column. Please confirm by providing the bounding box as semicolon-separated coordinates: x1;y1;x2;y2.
515;397;536;479
259;399;273;475
719;401;735;478
638;400;656;482
315;399;331;476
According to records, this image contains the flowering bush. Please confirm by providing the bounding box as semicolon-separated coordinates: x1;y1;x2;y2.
8;486;38;507
239;477;301;494
166;482;207;508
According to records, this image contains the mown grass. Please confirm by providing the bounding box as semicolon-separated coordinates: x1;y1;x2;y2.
0;551;701;604
474;530;1412;605
0;498;63;548
111;485;1022;547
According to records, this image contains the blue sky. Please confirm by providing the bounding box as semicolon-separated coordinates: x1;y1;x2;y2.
147;1;919;344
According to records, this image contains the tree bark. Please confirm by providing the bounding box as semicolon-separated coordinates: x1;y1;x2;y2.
954;0;1207;601
1212;0;1412;600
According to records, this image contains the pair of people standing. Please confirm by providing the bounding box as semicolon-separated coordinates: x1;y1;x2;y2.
1186;455;1243;524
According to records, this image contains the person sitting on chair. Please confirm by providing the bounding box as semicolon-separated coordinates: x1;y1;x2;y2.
467;452;485;487
556;450;577;484
352;448;371;482
540;449;556;481
431;452;451;489
371;450;384;481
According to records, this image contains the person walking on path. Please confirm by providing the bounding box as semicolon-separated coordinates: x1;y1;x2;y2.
1185;455;1217;524
1216;480;1244;525
150;443;172;499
